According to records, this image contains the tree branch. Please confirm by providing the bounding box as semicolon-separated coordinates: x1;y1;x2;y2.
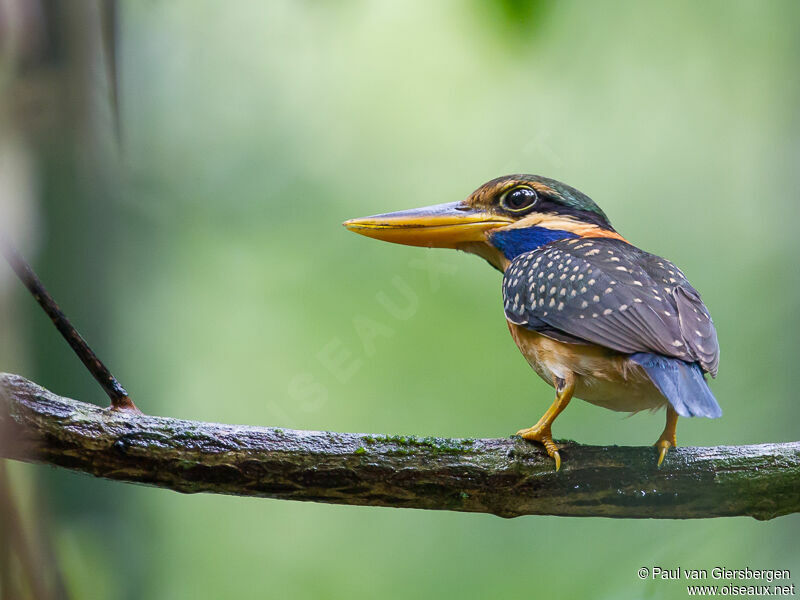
0;240;138;412
1;373;797;520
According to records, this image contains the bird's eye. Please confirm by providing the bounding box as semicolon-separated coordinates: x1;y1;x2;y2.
501;186;538;212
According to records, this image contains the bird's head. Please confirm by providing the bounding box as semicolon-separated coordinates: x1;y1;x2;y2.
344;174;626;271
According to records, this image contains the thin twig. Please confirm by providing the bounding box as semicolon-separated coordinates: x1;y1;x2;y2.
1;373;797;521
0;238;138;412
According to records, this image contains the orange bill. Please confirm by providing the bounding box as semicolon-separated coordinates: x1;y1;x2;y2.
343;202;513;249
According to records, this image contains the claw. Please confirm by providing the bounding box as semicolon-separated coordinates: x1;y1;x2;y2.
516;425;561;470
653;437;675;467
656;441;670;467
515;373;574;472
654;406;678;467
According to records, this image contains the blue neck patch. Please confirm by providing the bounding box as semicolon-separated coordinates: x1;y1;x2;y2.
489;227;578;260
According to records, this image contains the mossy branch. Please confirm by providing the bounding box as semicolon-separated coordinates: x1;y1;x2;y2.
1;373;798;520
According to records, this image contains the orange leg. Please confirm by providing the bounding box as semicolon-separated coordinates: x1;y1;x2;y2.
516;372;575;471
654;405;679;467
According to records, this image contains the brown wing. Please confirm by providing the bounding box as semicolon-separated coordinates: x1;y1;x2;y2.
503;237;719;375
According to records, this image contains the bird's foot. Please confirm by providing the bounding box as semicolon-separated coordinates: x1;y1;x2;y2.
516;424;561;471
653;432;677;467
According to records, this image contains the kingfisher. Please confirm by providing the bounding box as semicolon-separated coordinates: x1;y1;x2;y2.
344;174;720;470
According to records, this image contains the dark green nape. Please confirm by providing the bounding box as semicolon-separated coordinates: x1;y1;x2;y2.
527;174;611;222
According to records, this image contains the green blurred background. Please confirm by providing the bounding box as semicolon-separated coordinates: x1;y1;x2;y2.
1;1;798;598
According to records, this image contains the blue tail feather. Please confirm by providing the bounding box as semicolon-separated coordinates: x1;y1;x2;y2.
630;353;722;418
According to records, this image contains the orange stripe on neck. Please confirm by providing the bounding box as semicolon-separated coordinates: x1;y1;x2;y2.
580;227;629;243
509;213;630;244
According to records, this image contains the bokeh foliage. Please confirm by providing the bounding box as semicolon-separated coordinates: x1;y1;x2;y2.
2;1;799;598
